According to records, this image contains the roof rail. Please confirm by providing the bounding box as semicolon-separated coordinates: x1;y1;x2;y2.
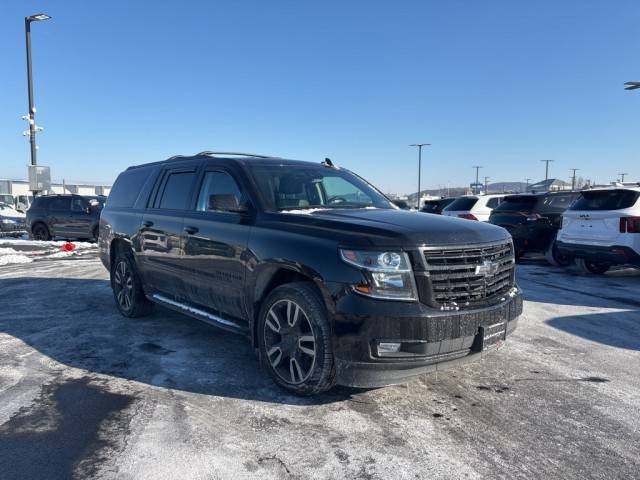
195;151;273;159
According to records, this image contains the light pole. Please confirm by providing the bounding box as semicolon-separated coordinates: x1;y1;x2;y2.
410;143;430;208
618;172;628;183
570;168;579;191
24;13;51;195
472;166;482;194
483;176;490;194
525;178;531;193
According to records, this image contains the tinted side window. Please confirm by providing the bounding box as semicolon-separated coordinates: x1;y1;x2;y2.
196;171;242;212
48;197;71;210
487;197;503;208
71;197;86;212
159;171;197;210
108;169;151;208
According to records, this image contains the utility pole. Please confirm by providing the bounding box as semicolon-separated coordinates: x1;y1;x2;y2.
570;168;579;191
483;176;490;194
409;143;430;208
472;166;483;194
618;172;628;183
541;159;554;186
23;13;51;196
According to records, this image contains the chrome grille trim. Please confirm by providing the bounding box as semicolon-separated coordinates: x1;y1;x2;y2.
418;240;515;307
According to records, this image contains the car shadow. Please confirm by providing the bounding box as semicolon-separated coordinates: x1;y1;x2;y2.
546;311;640;351
0;277;363;405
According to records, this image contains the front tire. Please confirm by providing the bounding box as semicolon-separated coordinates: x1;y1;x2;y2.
544;240;572;267
32;223;51;241
258;282;336;395
111;250;153;317
575;258;611;275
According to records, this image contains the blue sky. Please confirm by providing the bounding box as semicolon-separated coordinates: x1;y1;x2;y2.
1;1;639;194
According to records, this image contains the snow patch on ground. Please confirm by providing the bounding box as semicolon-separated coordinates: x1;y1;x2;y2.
0;254;33;266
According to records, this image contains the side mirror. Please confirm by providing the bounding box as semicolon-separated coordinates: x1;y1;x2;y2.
208;194;248;213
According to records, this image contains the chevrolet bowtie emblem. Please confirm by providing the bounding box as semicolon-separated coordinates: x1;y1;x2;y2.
475;260;499;276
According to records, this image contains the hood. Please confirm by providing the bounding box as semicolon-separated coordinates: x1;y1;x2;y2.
0;209;25;219
270;208;510;247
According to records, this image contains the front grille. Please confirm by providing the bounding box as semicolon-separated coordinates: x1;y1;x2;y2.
419;241;515;307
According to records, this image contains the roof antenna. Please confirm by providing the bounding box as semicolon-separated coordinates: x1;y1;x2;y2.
322;157;334;167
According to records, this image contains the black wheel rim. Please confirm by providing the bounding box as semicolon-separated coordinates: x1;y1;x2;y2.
263;300;317;385
114;260;134;311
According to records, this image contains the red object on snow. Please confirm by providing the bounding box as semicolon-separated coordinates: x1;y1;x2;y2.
61;242;76;252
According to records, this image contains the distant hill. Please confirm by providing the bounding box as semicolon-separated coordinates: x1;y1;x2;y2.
406;182;528;202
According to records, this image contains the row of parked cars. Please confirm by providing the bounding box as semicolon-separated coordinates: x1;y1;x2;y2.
420;187;640;274
7;154;637;394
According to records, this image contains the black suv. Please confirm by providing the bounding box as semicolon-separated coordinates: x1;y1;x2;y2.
27;194;105;241
489;191;578;265
100;152;523;394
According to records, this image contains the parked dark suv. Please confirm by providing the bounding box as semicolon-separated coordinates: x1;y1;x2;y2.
27;194;105;241
100;152;523;394
489;191;578;265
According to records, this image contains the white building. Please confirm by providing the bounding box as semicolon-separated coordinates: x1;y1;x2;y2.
0;179;112;197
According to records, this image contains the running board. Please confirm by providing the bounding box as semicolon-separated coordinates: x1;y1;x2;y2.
151;294;248;335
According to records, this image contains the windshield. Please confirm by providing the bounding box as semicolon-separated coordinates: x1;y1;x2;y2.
570;189;639;211
0;195;13;204
248;165;394;211
444;197;478;211
493;196;537;212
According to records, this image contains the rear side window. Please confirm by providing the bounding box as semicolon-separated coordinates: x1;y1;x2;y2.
493;196;537;212
570;190;640;211
446;197;478;211
108;169;151;208
486;197;504;209
48;197;71;210
158;171;197;210
196;171;242;212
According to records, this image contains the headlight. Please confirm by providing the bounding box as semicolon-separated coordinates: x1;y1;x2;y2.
339;249;418;301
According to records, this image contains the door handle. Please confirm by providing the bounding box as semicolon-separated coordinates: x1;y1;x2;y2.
142;220;154;228
184;226;199;235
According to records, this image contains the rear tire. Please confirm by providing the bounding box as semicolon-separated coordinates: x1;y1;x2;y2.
111;250;153;318
575;258;611;275
544;240;572;267
31;223;51;241
257;282;336;395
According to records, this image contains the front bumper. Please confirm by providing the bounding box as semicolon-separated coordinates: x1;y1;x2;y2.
0;221;27;233
328;285;523;388
556;241;640;267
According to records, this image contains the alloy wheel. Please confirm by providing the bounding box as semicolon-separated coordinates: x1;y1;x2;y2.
263;300;317;385
113;260;134;311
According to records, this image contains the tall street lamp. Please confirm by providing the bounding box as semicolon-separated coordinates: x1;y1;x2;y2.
618;172;628;183
24;13;51;194
525;178;531;193
483;176;490;194
410;143;430;208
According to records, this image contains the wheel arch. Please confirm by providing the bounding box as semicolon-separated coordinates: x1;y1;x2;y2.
248;263;334;348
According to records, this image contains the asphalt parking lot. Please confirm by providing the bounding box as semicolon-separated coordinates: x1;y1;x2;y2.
0;245;639;479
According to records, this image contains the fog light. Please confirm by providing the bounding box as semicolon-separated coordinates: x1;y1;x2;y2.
378;342;401;355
